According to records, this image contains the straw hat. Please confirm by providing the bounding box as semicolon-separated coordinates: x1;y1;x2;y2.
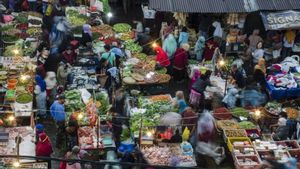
181;43;190;51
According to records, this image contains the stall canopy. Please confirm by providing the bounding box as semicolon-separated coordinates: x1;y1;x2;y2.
256;0;300;10
148;0;258;13
261;10;300;30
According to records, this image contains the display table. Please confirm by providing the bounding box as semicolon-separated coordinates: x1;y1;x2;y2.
266;82;300;100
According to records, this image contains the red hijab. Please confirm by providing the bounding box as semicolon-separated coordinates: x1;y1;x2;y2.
36;133;53;157
154;46;170;67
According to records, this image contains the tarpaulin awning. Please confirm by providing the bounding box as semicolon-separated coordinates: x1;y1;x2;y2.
149;0;258;13
261;10;300;30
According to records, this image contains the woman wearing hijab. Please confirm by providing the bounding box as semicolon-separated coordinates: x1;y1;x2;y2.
162;33;177;60
154;46;171;74
35;75;47;118
194;36;205;61
178;27;189;47
66;146;82;169
173;43;189;82
254;58;266;89
81;24;92;47
36;133;53;168
272;117;289;141
252;41;264;65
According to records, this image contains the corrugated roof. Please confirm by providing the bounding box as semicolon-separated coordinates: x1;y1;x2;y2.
256;0;300;10
149;0;300;13
149;0;250;13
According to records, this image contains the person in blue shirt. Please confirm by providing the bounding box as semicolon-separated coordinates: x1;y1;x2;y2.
50;95;66;148
174;91;187;114
178;27;189;47
111;42;124;68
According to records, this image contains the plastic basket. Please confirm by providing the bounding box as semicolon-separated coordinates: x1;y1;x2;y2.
223;129;247;143
227;137;252;152
213;107;232;120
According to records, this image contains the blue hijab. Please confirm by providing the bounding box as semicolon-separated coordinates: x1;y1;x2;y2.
35;75;46;92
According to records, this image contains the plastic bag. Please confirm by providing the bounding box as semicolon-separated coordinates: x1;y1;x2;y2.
45;4;53;16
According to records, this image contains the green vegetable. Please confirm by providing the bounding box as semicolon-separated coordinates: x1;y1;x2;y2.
135;53;147;61
66;9;88;26
95;91;111;116
113;23;131;33
0;25;14;32
4;45;23;57
231;107;249;118
124;41;142;53
16;93;33;104
156;68;167;74
72;26;83;35
239;121;256;129
188;59;198;65
15;16;28;23
2;36;19;43
65;90;85;112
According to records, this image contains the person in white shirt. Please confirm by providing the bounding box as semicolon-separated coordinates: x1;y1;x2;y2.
252;41;264;64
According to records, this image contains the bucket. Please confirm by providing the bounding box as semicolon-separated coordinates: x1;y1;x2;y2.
7;79;18;86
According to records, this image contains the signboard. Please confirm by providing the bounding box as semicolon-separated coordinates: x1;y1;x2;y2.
261;10;300;30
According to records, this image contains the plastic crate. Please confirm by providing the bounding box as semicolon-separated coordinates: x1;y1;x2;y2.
232;145;257;156
234;155;261;169
223;129;247;143
227;137;252;152
276;140;300;150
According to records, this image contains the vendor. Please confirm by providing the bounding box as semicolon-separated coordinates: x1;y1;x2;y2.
229;64;245;88
35;75;47;119
101;44;116;67
178;27;189;47
66;119;79;151
50;95;66;148
154;46;171;74
248;29;263;52
111;42;124;68
96;58;113;91
252;41;264;65
173;43;189;83
192;70;212;98
111;110;123;148
272;117;289;141
81;24;92;47
173;91;187;114
282;30;296;58
162;33;177;60
62;46;77;65
57;62;70;88
254;58;266;90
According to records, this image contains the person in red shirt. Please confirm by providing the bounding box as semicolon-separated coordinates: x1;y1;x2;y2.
36;133;53;168
154;46;171;74
36;133;53;157
62;46;77;65
173;44;190;82
203;39;219;61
